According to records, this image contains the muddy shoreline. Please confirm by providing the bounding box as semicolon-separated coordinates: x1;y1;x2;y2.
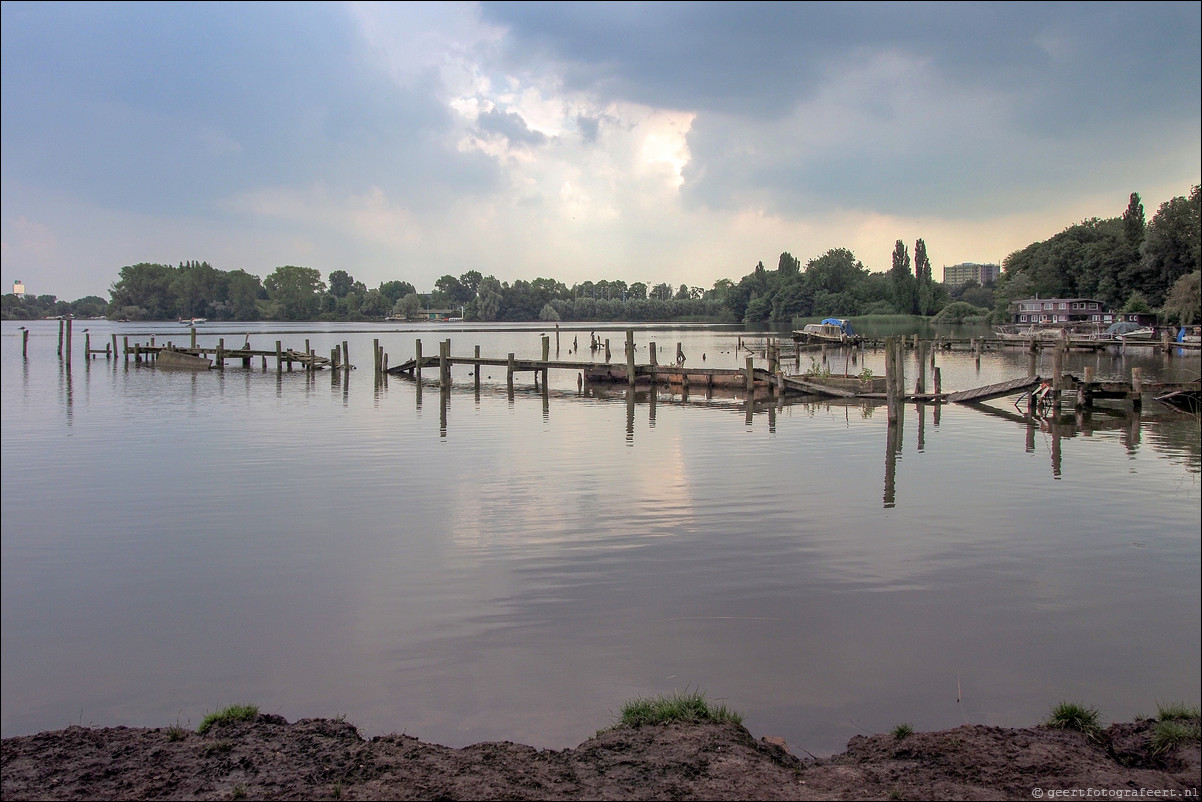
2;712;1198;800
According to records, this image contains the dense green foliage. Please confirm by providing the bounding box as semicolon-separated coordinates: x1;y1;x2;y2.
993;186;1200;320
3;187;1197;325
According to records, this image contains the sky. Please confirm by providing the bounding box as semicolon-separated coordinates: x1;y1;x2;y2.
2;1;1199;301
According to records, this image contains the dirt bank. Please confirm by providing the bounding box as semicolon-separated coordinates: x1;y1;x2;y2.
2;713;1198;800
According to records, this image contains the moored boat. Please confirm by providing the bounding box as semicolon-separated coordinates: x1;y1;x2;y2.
793;318;859;345
1103;321;1155;341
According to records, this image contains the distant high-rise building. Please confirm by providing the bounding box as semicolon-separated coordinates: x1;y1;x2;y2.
12;280;26;298
942;263;1000;287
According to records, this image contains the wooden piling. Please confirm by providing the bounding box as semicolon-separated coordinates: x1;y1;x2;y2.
885;337;898;423
85;332;91;360
65;319;72;367
190;327;197;349
1051;344;1064;410
1131;367;1143;410
745;356;754;395
111;334;118;361
438;340;448;389
23;328;29;358
626;330;636;386
933;366;941;397
507;353;515;394
605;339;611;362
216;338;225;370
342;341;349;369
916;341;927;394
276;341;283;373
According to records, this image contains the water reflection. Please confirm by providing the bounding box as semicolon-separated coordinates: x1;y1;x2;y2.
3;321;1198;757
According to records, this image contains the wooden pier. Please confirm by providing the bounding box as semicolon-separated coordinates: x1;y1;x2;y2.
116;329;353;373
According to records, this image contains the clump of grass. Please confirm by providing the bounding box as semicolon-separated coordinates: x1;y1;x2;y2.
615;689;743;729
1045;702;1101;736
197;703;259;735
165;723;187;742
1155;701;1201;722
891;723;914;740
1150;720;1202;756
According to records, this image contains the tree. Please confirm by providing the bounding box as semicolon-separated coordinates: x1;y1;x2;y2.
1120;291;1152;314
890;240;917;314
475;277;504;321
777;252;801;274
914;238;935;316
1161;271;1201;325
109;263;178;320
394;292;423;319
264;266;325;320
379;280;417;305
1136;185;1201;307
328;270;354;298
226;269;263;320
1122;192;1145;249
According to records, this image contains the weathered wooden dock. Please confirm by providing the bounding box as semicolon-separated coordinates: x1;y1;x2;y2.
116;328;353;373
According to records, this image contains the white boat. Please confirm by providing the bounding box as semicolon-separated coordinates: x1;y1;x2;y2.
178;317;207;326
993;325;1069;342
793;318;859;344
1103;322;1154;341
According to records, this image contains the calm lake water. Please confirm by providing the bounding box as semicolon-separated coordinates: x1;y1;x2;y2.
2;318;1199;756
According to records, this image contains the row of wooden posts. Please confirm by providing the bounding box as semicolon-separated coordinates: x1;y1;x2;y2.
38;319;356;373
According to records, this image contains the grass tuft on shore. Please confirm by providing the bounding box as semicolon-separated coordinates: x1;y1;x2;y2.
1155;701;1201;722
1045;702;1101;736
1150;719;1202;755
891;723;914;741
197;704;260;735
612;690;743;730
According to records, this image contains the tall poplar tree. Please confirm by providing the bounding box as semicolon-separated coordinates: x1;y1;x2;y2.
914;238;934;315
890;240;917;314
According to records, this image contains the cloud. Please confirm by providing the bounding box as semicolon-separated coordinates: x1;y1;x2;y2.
0;2;1198;299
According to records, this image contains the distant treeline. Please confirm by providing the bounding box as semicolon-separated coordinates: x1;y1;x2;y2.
3;186;1198;325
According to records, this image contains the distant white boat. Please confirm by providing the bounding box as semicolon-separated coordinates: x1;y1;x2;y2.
1104;322;1154;341
178;317;208;326
793;318;859;344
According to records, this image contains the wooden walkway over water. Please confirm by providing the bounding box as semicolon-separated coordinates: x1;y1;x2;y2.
41;321;1196;416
